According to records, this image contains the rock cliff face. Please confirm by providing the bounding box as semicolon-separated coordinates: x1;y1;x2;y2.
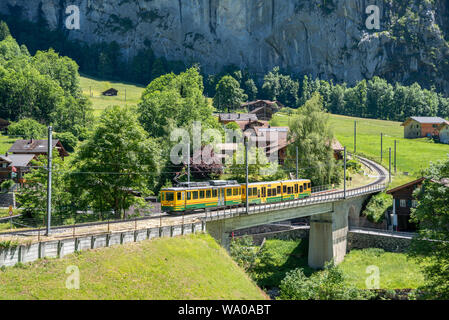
1;0;449;91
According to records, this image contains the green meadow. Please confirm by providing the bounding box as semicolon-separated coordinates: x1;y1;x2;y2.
0;234;268;300
80;74;145;116
250;239;424;290
272;113;449;186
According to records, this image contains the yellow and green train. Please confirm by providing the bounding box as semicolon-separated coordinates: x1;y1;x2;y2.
160;179;312;213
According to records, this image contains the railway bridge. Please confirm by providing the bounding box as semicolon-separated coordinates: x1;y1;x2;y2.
205;157;388;268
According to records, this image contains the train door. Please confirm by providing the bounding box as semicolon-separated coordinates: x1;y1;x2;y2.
261;186;267;203
218;188;225;206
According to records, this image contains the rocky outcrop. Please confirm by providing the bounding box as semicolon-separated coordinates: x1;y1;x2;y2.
1;0;448;91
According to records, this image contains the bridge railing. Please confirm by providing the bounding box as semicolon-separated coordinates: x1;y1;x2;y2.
202;182;387;222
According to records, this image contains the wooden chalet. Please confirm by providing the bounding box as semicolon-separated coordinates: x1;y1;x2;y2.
8;139;69;159
241;100;283;121
386;177;425;231
0;153;37;183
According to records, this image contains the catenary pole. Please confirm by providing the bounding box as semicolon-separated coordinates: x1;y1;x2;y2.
344;146;347;199
295;146;299;179
187;142;190;184
354;121;357;153
46;126;52;236
245;137;249;214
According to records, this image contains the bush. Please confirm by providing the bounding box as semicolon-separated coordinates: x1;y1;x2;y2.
278;261;374;300
0;179;14;192
8;118;47;139
54;131;77;152
230;236;258;272
363;192;392;223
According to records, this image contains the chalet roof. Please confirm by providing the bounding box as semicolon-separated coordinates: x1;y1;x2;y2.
218;113;258;122
0;154;35;167
401;117;449;126
324;138;344;152
241;100;284;108
8;139;68;157
386;177;426;195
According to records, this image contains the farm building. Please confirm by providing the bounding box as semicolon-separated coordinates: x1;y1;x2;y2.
401;117;449;139
218;113;259;131
0;153;36;183
241;100;283;121
102;88;118;96
438;123;449;144
386;177;424;231
8;139;69;159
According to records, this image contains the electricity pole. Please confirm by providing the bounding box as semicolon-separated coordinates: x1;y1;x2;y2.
46;126;52;236
354;121;357;153
389;147;392;184
245;137;249;214
394;140;397;174
295;146;299;179
344;146;347;199
187;142;190;185
380;133;383;163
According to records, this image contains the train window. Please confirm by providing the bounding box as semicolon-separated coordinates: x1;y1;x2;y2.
295;184;298;193
272;188;276;196
187;192;191;200
252;187;257;195
193;191;198;200
226;189;232;196
283;185;287;193
277;186;281;194
177;192;182;200
248;188;253;196
300;185;303;193
308;183;311;189
212;189;217;197
288;187;292;194
200;190;205;199
262;187;266;197
242;188;245;195
233;188;238;196
166;192;174;201
206;190;211;198
267;189;272;197
161;193;164;201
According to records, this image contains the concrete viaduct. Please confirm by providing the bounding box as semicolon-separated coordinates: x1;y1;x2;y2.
206;157;387;268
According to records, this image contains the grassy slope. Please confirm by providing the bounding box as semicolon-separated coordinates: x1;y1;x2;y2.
80;74;145;116
272;113;449;188
251;239;424;290
0;234;268;300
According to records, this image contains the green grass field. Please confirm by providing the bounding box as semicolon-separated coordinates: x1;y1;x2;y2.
80;74;145;117
272;113;449;187
0;234;268;300
339;248;425;289
250;239;424;290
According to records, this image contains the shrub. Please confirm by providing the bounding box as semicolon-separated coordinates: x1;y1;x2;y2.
363;192;392;223
230;236;258;272
278;261;374;300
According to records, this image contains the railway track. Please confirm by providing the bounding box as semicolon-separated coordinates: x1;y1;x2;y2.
0;156;388;240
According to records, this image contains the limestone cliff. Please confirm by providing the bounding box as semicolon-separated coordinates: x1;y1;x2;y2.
1;0;449;92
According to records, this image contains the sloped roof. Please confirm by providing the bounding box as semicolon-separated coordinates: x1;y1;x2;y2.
0;154;36;167
386;177;426;195
8;139;68;157
218;113;258;122
401;117;449;126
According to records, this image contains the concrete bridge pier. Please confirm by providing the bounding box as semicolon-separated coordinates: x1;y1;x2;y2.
206;219;231;250
308;206;348;268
